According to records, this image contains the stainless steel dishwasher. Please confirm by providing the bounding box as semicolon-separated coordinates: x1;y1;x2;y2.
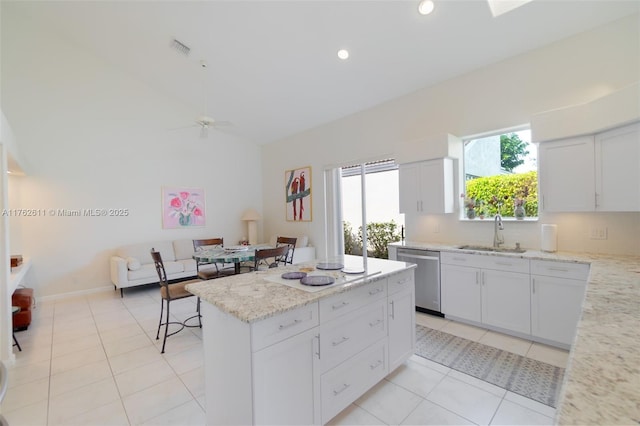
395;248;442;316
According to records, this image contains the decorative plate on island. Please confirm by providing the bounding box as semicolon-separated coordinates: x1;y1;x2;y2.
342;267;365;274
300;275;335;286
281;271;307;280
316;262;344;270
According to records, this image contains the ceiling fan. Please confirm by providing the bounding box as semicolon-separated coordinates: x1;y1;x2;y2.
185;60;231;138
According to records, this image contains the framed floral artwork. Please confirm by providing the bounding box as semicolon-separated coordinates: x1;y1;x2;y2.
162;187;206;229
285;166;311;221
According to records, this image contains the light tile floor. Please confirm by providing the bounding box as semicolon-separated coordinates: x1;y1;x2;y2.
1;286;569;425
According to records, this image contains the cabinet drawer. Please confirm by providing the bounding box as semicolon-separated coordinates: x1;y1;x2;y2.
321;339;387;424
479;256;530;274
387;269;414;295
531;260;590;280
251;303;319;352
441;251;479;267
442;252;529;273
319;299;387;372
319;279;386;323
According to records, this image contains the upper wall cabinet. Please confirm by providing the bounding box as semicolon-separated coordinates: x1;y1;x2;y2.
538;135;595;212
595;122;640;211
399;158;454;215
539;122;640;212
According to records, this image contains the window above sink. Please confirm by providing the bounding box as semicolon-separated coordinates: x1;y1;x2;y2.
462;126;538;221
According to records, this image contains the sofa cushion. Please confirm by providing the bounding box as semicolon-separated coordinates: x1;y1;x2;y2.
127;257;141;271
117;241;176;264
128;261;184;281
269;235;309;248
174;239;197;261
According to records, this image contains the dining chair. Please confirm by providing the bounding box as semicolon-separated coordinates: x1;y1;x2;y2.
276;236;298;265
193;238;234;279
151;249;202;354
253;245;290;271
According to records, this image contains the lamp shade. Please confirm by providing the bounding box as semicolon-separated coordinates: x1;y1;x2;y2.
241;209;261;221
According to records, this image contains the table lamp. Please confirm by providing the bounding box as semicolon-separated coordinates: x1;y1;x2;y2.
241;209;261;245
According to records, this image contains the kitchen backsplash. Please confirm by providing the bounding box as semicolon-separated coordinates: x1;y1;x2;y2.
407;211;640;256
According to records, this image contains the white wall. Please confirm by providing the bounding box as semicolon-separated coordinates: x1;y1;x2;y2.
2;11;263;297
262;14;640;257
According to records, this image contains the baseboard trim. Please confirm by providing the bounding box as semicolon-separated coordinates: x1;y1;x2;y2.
37;285;114;303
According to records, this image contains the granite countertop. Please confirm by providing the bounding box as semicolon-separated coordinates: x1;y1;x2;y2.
391;241;640;425
185;255;415;324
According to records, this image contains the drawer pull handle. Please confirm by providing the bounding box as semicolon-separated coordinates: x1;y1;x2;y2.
452;257;466;262
396;277;409;285
370;359;383;370
278;319;302;330
333;383;350;396
332;301;349;310
548;267;569;272
332;336;350;346
369;319;383;327
369;287;383;295
495;262;513;267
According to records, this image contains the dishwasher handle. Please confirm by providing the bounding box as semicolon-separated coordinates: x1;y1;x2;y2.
397;253;440;262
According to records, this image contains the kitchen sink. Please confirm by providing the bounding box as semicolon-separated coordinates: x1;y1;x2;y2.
457;245;526;253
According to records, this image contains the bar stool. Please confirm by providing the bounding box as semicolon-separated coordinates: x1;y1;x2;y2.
12;306;22;352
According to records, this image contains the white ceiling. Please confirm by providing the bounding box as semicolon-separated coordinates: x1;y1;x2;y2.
5;1;639;144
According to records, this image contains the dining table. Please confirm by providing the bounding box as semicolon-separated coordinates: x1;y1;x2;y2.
193;245;269;275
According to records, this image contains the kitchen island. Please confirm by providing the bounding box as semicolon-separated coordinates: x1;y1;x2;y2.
186;255;416;425
390;241;640;425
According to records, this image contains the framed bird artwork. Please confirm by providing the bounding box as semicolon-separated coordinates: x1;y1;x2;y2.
285;166;312;222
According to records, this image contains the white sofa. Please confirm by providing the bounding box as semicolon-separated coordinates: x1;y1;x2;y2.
110;239;215;296
268;235;316;264
110;237;316;296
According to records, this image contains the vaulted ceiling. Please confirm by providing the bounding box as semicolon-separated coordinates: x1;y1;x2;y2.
4;1;639;144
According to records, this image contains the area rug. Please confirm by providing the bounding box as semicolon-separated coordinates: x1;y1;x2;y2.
414;324;565;407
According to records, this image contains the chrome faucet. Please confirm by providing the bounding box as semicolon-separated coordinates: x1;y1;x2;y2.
493;214;504;248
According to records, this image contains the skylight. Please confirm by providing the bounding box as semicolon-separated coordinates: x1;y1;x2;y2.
487;0;533;17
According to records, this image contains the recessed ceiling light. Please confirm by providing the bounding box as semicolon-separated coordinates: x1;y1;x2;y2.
337;49;349;60
418;0;435;15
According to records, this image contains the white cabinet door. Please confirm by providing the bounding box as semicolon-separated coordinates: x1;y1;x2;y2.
441;264;481;323
399;159;453;214
595;122;640;211
388;286;415;371
531;275;587;346
481;270;531;335
420;158;454;214
252;326;320;425
539;136;595;212
399;162;422;214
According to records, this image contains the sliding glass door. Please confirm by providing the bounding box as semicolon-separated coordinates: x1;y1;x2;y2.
324;159;403;260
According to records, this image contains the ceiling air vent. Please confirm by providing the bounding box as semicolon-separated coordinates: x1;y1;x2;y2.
170;39;191;56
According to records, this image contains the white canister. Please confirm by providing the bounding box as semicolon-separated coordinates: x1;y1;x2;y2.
541;224;558;252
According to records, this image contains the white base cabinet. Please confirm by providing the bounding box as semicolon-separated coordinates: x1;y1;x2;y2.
441;263;481;323
481;269;531;335
441;252;589;348
202;268;415;425
441;252;530;334
388;271;416;371
253;326;321;425
531;260;589;346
